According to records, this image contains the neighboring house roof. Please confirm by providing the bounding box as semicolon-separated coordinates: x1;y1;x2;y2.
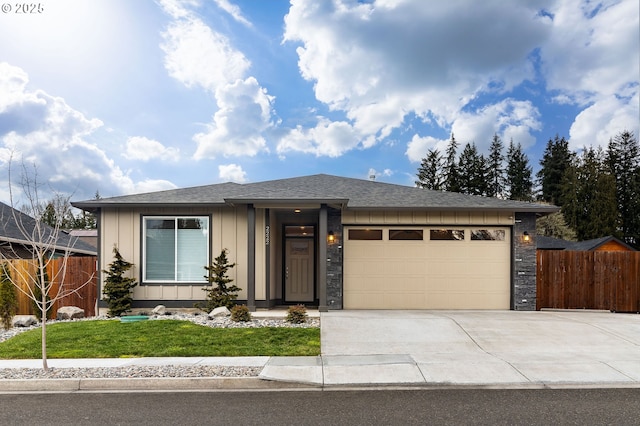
0;202;97;257
73;174;558;214
537;235;637;251
68;229;98;238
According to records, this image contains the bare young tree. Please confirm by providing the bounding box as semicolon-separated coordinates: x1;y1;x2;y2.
1;159;95;370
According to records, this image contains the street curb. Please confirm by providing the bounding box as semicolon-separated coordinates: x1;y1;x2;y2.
3;377;639;393
0;377;316;392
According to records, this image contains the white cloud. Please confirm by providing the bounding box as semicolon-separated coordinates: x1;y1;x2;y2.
568;91;640;151
0;63;159;201
406;135;449;163
193;77;274;159
218;163;247;182
284;0;551;143
277;118;361;158
124;136;180;162
158;0;200;20
161;17;250;93
213;0;253;27
541;0;639;101
451;99;542;151
132;179;178;194
541;0;639;147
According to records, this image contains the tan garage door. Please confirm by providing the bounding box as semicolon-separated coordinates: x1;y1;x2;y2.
343;227;511;309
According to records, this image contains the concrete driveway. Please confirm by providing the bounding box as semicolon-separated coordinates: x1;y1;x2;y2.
318;310;640;386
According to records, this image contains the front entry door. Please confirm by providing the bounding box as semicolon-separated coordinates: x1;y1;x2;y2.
285;238;315;302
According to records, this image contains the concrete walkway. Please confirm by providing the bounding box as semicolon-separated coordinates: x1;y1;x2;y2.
1;310;640;391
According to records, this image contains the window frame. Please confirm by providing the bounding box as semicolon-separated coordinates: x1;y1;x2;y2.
348;229;383;240
389;229;424;241
470;229;506;241
429;229;465;241
142;215;211;284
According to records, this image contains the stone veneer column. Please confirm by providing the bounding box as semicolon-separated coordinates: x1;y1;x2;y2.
326;207;343;309
512;212;537;310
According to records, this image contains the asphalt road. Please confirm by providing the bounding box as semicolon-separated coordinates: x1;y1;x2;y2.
1;388;639;425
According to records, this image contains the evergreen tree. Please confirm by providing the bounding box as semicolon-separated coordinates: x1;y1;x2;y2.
102;246;138;317
561;147;618;241
580;147;618;239
443;133;461;193
0;265;18;330
536;211;577;240
458;143;487;196
559;160;579;233
415;148;444;190
506;140;534;201
537;135;573;205
486;134;505;198
197;249;239;311
607;131;640;246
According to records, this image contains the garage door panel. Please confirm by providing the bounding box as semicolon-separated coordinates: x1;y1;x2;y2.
384;259;426;276
344;226;511;310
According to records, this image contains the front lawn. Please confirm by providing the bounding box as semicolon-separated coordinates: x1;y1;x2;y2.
0;320;321;358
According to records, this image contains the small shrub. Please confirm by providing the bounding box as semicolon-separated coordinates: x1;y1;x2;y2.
230;305;251;322
286;305;308;324
0;265;18;330
102;246;138;317
196;249;239;312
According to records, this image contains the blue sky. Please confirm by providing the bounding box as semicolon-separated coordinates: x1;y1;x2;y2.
0;0;638;204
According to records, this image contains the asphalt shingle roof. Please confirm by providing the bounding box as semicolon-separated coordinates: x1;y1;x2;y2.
73;174;558;213
0;202;97;256
537;235;636;251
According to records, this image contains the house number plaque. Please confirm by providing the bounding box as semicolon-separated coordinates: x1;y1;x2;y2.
265;225;270;246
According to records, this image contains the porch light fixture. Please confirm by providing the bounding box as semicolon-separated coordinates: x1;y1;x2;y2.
328;231;335;244
522;231;531;243
294;209;301;213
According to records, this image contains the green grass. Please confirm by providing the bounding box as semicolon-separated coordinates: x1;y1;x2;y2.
0;320;320;359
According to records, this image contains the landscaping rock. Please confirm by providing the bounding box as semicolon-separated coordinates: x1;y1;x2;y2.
56;306;85;320
208;307;230;318
12;315;38;327
152;305;166;315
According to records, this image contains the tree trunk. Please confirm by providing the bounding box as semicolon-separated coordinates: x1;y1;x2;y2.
41;317;48;371
40;264;48;371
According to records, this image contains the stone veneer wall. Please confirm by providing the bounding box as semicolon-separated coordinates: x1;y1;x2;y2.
513;212;537;310
326;207;343;309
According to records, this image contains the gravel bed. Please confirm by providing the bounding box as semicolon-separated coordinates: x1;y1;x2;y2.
0;365;263;380
0;313;319;380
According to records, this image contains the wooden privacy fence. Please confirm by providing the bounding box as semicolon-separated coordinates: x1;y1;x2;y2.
537;251;640;312
2;257;98;317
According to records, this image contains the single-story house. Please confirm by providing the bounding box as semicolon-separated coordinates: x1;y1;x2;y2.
72;174;558;312
0;202;97;259
537;235;637;252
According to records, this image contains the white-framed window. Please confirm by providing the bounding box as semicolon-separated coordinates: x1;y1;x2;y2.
143;216;209;283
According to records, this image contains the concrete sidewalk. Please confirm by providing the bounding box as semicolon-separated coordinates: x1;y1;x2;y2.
1;310;639;391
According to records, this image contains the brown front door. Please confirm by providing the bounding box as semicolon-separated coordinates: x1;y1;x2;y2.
285;238;315;302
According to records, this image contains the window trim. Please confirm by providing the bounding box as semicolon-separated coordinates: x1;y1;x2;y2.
142;215;211;284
